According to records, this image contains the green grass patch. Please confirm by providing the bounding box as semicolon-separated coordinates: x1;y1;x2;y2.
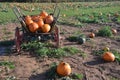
46;62;84;80
0;61;15;69
0;2;120;25
21;41;84;58
97;26;113;37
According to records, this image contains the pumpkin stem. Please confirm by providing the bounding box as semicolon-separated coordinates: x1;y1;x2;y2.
62;62;66;65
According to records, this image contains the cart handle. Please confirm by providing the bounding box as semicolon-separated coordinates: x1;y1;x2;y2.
51;4;60;27
13;7;26;26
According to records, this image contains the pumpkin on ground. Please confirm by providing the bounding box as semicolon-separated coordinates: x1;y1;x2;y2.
45;15;54;24
102;52;115;62
103;47;110;51
89;32;95;38
28;22;39;33
41;24;51;33
111;28;117;35
57;62;71;76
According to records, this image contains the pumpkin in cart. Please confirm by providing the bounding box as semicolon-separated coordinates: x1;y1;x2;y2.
57;62;71;76
102;52;115;62
31;15;40;22
25;15;33;26
39;11;48;20
45;15;54;24
41;24;51;33
37;18;44;30
28;22;39;33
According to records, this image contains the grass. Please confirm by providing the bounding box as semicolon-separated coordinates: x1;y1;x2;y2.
0;61;15;69
97;26;113;37
0;2;120;25
21;41;85;58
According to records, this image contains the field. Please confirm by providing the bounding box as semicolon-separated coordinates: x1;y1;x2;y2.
0;1;120;80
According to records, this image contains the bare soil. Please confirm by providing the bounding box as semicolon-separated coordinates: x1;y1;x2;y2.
0;22;120;80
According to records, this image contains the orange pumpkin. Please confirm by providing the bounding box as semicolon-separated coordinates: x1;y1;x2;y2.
28;22;39;32
25;15;33;26
37;18;44;29
45;15;54;24
57;62;71;76
25;15;31;19
31;15;40;22
89;32;95;38
39;11;48;20
102;52;115;62
41;24;51;33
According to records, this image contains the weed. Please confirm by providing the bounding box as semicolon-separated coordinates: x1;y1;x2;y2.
111;50;120;63
21;41;82;58
0;61;15;69
46;62;84;80
92;49;105;56
97;26;113;37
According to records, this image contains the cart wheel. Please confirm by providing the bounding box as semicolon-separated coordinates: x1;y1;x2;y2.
54;26;60;48
15;27;22;53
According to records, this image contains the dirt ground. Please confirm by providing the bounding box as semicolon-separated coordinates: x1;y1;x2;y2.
0;22;120;80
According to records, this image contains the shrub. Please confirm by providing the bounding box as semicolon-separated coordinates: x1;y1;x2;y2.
97;26;113;37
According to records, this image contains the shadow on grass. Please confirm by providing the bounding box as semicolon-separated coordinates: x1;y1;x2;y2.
0;39;15;56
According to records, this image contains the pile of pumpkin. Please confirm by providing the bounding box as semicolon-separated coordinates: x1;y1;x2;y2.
24;11;54;33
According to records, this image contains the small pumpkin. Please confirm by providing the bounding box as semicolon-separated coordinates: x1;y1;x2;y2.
102;52;115;62
25;15;31;19
41;24;51;33
28;22;39;32
25;15;33;26
111;29;117;35
103;47;110;51
89;32;95;38
37;18;44;29
45;15;54;24
31;15;40;22
39;11;48;20
57;62;71;76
